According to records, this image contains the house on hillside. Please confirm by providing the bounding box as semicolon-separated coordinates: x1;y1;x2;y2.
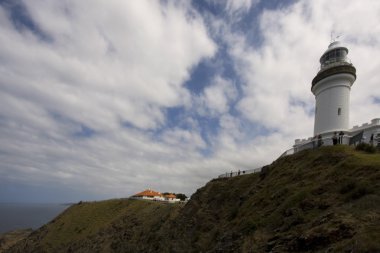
131;189;183;203
163;193;180;203
131;189;164;201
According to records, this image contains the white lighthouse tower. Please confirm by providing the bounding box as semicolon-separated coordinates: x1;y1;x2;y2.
312;41;356;136
290;40;380;155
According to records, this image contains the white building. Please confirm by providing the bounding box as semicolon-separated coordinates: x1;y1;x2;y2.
292;41;380;152
163;193;181;203
131;189;165;201
130;189;181;203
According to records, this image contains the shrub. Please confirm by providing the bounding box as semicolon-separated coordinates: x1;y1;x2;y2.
349;183;374;200
175;193;188;201
240;219;257;233
339;180;356;194
355;143;376;153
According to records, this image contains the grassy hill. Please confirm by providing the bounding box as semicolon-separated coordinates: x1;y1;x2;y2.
3;199;182;253
5;146;380;252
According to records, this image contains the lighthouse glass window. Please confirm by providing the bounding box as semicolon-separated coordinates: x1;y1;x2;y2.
335;49;346;61
329;50;336;60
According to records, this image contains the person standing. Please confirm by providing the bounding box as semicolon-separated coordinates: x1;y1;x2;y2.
332;132;338;145
317;134;323;147
339;131;344;144
370;133;374;146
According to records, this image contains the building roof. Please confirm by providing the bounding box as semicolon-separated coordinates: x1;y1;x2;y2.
133;189;162;197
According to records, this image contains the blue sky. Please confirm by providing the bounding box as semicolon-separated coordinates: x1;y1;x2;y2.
1;0;380;203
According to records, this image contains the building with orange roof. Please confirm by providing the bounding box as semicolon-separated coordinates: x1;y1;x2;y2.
162;193;180;203
131;189;181;203
131;189;164;201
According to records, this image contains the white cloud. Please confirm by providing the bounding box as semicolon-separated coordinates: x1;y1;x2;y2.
0;0;217;198
225;0;258;14
194;76;238;117
1;0;216;131
160;128;206;151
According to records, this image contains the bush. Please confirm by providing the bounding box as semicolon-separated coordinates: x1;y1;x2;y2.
355;143;376;153
349;183;374;200
339;180;356;194
175;193;187;201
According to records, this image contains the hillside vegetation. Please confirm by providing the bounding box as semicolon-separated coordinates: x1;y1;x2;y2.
0;229;32;253
6;146;380;252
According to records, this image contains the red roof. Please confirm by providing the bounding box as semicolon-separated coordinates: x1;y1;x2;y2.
134;189;162;197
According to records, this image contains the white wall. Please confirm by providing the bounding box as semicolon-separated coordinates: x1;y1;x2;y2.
313;73;355;135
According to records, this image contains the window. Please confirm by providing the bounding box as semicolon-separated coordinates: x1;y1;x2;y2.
341;50;347;58
338;108;341;115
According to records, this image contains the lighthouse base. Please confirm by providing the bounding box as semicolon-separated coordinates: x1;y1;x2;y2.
283;118;380;156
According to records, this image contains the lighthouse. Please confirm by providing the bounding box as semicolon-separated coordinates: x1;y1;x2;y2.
291;40;380;154
311;41;356;136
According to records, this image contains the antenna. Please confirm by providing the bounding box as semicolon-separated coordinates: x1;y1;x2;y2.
331;31;342;43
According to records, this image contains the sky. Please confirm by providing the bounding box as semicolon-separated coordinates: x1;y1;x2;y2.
1;0;380;203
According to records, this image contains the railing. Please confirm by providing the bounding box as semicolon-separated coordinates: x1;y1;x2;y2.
281;135;353;158
217;132;379;179
218;167;262;179
319;59;352;72
218;136;349;179
312;64;356;87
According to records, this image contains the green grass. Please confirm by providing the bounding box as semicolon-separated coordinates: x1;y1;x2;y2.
8;199;182;252
42;199;143;247
6;145;380;253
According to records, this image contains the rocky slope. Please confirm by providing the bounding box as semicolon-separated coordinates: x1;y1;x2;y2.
6;146;380;252
0;229;32;253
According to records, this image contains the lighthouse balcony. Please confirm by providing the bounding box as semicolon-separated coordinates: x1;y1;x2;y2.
312;64;356;88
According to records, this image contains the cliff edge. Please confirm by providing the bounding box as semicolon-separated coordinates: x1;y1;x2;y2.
6;146;380;252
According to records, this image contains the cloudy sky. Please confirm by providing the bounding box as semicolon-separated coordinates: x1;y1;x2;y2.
1;0;380;203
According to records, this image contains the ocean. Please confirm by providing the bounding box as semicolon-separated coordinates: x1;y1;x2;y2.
0;203;70;234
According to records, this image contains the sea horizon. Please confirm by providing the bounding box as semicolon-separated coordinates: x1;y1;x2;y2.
0;202;71;234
